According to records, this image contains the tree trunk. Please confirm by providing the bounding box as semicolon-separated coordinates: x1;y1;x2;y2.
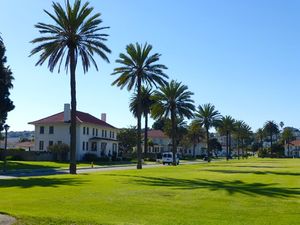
270;132;273;157
237;139;240;160
136;75;142;169
226;130;229;161
193;141;196;158
206;127;210;161
171;108;177;166
69;47;77;174
144;112;148;155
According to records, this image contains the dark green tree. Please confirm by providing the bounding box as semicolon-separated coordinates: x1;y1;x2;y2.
152;80;195;165
0;36;14;130
263;120;279;156
129;86;154;155
117;127;138;155
112;43;168;169
217;115;235;160
281;127;295;157
194;103;221;159
30;0;111;174
187;121;205;157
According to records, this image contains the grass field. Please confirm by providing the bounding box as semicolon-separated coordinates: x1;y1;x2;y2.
0;158;299;225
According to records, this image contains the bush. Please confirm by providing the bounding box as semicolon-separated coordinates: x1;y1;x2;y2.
82;153;99;162
6;155;24;161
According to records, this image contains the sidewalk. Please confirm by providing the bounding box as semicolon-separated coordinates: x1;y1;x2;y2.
0;160;207;179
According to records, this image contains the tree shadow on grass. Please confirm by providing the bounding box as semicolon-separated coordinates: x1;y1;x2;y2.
107;174;300;198
0;161;61;171
204;169;300;176
0;177;87;188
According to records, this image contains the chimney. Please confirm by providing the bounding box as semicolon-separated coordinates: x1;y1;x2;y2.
101;113;106;122
64;104;71;122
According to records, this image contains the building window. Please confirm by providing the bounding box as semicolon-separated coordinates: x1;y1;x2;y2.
83;127;86;135
96;129;98;137
39;141;44;150
49;126;54;134
91;142;97;151
113;143;117;151
39;126;44;134
105;130;107;138
49;141;53;147
87;127;89;135
102;130;104;137
112;132;115;139
101;142;107;151
82;142;85;151
92;128;95;136
86;142;89;151
109;131;112;138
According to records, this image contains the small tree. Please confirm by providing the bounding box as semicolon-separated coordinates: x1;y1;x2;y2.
117;127;138;155
0;36;14;130
48;143;70;162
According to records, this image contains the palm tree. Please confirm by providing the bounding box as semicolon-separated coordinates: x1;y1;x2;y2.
281;127;295;157
30;0;111;174
263;120;279;155
129;86;154;155
233;120;252;159
188;121;205;157
112;43;168;169
194;103;221;160
255;128;265;153
217;115;235;160
152;80;195;165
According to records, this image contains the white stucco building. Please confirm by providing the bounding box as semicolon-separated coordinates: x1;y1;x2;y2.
29;104;119;160
285;140;300;158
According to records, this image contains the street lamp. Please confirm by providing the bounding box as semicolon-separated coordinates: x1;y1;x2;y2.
3;124;9;173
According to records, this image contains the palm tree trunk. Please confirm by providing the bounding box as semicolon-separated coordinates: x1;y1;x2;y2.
206;127;210;161
237;139;240;160
136;75;142;169
69;46;77;174
270;132;273;157
226;131;229;161
171;108;177;166
193;141;196;158
144;112;148;155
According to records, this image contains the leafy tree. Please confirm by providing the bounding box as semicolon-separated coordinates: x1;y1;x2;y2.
187;121;205;157
152;80;195;165
30;0;111;174
112;43;168;169
163;118;188;146
217;115;235;160
152;118;167;131
255;128;265;152
194;103;221;159
209;138;222;158
263;120;279;155
117;127;138;155
233;120;252;159
281;127;295;156
0;36;14;131
129;86;154;154
48;143;69;162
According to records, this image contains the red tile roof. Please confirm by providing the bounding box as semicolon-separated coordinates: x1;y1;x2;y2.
29;111;116;129
290;140;300;146
147;130;169;139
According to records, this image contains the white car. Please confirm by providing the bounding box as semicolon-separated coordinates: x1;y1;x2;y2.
162;152;180;165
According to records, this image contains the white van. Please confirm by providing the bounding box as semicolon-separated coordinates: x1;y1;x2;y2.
162;152;180;165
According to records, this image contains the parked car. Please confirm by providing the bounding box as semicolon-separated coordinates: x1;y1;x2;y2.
162;152;180;165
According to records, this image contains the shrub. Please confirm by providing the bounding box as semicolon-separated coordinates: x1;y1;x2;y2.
82;153;99;162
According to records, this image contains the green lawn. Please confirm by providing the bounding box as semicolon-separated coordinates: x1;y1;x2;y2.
0;160;150;172
0;158;299;225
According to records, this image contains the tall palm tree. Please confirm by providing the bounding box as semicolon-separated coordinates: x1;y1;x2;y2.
255;128;265;153
188;121;205;157
217;115;235;160
152;80;195;165
129;86;154;155
263;120;279;155
194;103;221;160
233;120;252;159
112;43;168;169
30;0;111;174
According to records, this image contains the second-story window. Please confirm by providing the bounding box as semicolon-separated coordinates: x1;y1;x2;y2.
96;129;98;137
49;126;54;134
87;127;89;135
83;127;86;135
40;126;44;134
92;128;95;136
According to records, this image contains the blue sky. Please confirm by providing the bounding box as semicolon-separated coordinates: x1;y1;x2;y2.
1;0;300;131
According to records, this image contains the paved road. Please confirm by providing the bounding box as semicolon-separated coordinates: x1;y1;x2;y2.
0;161;207;179
0;214;15;225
